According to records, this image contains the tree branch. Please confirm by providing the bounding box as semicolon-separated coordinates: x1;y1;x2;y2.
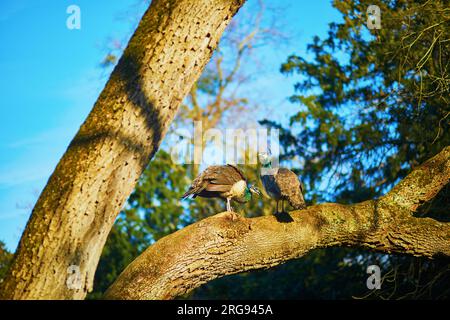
380;146;450;211
104;147;450;300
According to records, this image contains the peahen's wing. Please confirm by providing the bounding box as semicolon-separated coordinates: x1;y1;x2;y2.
275;168;301;198
208;165;246;185
275;168;306;209
182;166;220;198
182;165;244;198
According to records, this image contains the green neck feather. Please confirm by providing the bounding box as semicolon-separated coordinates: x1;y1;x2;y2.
262;161;272;168
244;188;252;201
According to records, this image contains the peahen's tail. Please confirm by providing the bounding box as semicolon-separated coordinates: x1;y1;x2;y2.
181;187;199;199
288;195;307;210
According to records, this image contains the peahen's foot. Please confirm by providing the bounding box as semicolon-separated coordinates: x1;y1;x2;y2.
216;211;240;221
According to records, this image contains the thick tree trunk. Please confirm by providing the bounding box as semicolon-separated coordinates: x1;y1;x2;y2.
104;147;450;300
0;0;245;300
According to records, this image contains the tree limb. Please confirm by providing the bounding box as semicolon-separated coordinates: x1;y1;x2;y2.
104;147;450;300
380;146;450;212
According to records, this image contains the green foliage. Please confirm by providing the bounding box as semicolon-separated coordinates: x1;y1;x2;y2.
271;0;449;203
127;150;190;241
257;0;450;299
0;241;13;284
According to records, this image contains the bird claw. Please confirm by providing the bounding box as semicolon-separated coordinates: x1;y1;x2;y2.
216;211;240;221
229;211;239;221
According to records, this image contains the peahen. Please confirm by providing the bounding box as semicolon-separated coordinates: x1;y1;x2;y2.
182;164;261;212
258;152;306;213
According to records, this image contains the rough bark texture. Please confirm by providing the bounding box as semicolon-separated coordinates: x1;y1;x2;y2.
104;146;450;300
0;0;245;300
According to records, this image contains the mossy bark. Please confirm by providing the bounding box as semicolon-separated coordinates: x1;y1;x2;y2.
0;0;245;300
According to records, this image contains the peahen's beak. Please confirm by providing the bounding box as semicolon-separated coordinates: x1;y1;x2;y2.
249;185;261;196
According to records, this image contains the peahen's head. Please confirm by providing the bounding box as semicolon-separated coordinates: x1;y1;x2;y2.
258;152;272;167
244;184;261;201
249;184;261;196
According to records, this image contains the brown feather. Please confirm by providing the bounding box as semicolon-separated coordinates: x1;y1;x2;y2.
205;184;231;192
208;165;246;185
274;168;306;210
182;165;247;200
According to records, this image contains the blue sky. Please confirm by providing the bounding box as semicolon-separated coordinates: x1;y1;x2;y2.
0;0;341;251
